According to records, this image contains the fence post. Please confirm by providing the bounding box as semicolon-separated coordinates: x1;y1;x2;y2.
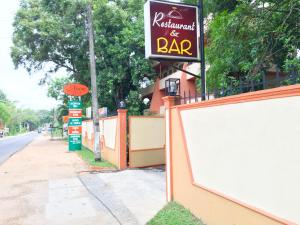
117;109;127;170
262;72;266;90
276;66;280;86
162;96;176;202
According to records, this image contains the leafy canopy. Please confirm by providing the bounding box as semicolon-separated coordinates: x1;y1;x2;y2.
12;0;155;114
206;0;300;88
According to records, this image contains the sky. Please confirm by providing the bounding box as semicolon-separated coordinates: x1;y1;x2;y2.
0;0;59;110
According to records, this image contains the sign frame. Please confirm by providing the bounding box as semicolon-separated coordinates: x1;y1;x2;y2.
144;0;200;62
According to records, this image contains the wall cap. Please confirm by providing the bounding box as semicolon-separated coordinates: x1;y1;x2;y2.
175;84;300;111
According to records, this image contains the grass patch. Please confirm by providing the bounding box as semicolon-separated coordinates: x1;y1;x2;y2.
77;146;116;168
148;202;204;225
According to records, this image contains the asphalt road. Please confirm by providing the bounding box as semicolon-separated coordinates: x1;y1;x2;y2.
0;132;39;165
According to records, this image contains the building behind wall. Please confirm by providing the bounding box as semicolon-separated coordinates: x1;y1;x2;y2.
141;62;199;115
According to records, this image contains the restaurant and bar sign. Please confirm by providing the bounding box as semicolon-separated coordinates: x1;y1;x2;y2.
144;0;199;61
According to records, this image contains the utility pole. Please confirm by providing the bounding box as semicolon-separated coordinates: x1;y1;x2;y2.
87;2;101;161
199;0;206;101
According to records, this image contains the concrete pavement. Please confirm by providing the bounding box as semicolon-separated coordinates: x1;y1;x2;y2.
0;135;166;225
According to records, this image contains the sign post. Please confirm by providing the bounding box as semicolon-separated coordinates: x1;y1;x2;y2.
68;100;83;151
63;83;89;151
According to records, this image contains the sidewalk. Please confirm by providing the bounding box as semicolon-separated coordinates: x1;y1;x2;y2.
0;136;166;225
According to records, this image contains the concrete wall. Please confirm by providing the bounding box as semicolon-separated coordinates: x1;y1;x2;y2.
129;116;165;168
82;120;94;150
102;117;117;149
82;109;127;169
164;85;300;225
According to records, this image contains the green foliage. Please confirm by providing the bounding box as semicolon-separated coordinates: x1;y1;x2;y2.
36;109;53;125
0;103;11;124
12;0;155;115
47;77;70;103
126;90;143;116
0;89;53;134
206;0;300;89
148;202;204;225
184;0;239;16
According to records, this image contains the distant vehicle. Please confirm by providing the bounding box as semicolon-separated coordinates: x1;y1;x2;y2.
37;128;42;133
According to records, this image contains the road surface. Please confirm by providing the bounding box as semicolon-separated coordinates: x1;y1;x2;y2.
0;132;38;165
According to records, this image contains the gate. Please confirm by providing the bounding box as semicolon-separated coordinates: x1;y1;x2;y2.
128;116;165;168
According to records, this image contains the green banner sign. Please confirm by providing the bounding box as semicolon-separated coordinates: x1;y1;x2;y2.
68;100;82;109
68;117;82;126
69;134;82;151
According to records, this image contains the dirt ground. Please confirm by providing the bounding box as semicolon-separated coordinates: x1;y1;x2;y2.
0;135;166;225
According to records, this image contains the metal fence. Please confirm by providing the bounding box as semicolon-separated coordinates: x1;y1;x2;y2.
177;72;300;105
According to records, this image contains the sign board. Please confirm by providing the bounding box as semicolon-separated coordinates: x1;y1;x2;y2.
68;118;82;127
64;83;89;96
86;107;92;118
144;0;199;61
68;101;82;109
69;134;82;150
69;109;82;118
67;99;83;151
68;126;82;135
63;116;69;123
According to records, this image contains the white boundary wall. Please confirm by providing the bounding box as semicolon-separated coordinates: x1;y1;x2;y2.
181;96;300;224
103;118;117;149
87;120;93;140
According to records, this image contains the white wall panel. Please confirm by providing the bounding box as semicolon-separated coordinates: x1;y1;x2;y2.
130;117;165;150
87;121;93;140
180;96;300;224
103;118;117;149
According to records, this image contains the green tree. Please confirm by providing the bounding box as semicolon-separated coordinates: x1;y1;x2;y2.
205;0;300;89
0;103;10;124
36;109;52;126
0;90;11;124
12;0;154;114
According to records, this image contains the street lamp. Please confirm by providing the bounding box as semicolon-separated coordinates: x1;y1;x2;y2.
118;100;126;109
165;78;180;96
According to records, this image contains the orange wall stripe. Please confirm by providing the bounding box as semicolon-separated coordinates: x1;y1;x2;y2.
174;84;300;111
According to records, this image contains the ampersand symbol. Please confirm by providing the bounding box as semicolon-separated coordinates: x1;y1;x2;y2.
170;30;179;37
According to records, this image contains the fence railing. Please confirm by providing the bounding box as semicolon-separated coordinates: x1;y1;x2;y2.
177;73;300;105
